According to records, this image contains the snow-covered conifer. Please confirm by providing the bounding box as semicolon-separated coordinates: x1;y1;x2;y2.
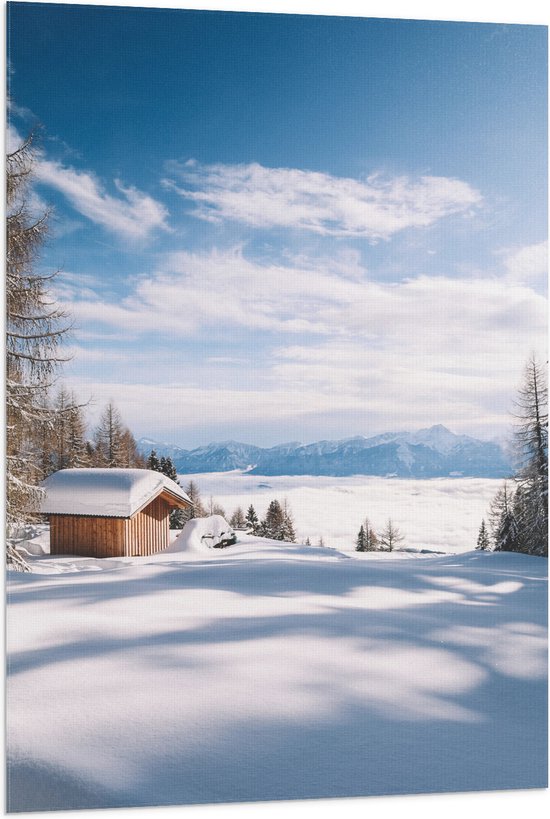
494;503;520;552
280;499;296;543
476;520;490;551
488;482;514;547
146;450;161;471
146;454;186;528
262;500;285;540
245;504;260;534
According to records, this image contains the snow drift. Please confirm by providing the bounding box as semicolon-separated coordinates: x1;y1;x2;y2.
168;515;236;553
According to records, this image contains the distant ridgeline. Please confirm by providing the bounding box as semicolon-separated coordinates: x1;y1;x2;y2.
138;425;513;479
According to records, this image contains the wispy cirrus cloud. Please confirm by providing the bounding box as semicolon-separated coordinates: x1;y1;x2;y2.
35;159;169;241
164;160;482;240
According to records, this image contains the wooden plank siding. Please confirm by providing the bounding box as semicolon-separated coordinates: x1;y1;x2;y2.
49;496;173;558
49;515;125;558
124;496;171;557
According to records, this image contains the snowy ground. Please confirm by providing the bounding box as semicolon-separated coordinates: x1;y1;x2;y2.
186;473;502;553
6;527;547;812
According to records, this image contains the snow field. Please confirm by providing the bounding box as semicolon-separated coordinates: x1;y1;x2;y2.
6;538;547;812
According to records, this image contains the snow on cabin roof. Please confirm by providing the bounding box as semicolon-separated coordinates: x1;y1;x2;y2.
40;468;191;518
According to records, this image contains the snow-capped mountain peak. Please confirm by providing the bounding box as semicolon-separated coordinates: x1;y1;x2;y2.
138;426;512;479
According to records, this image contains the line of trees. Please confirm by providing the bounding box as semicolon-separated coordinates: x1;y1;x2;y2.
233;501;296;543
355;517;405;552
42;393;145;475
477;356;548;557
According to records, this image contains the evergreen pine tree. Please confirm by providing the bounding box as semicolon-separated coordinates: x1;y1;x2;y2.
495;502;520;552
280;516;296;542
355;524;366;552
476;520;490;551
146;453;187;528
245;504;260;534
161;456;178;482
488;482;514;548
146;450;161;471
280;499;296;543
66;393;89;468
262;500;285;540
163;457;186;528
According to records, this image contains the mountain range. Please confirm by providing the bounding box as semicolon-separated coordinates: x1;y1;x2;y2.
138;425;513;479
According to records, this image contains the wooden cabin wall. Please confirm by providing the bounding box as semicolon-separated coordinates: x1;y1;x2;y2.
49;515;125;557
49;497;172;558
124;496;171;557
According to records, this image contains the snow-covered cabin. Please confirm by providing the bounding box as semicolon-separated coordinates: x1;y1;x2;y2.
40;468;192;558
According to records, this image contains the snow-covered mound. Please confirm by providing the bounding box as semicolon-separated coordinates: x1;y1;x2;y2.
9;524;50;556
168;515;236;553
40;468;190;518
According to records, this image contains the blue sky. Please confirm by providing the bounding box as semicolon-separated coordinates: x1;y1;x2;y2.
7;1;548;447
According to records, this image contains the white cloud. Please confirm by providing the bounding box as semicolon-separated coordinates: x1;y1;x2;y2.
502;241;548;291
165;160;482;240
35;159;169;241
66;380;360;433
269;338;529;434
6;123;24;154
64;246;370;337
61;245;546;440
62;246;546;349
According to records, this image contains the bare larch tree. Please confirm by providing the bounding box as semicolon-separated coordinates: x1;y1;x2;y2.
6;134;70;567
